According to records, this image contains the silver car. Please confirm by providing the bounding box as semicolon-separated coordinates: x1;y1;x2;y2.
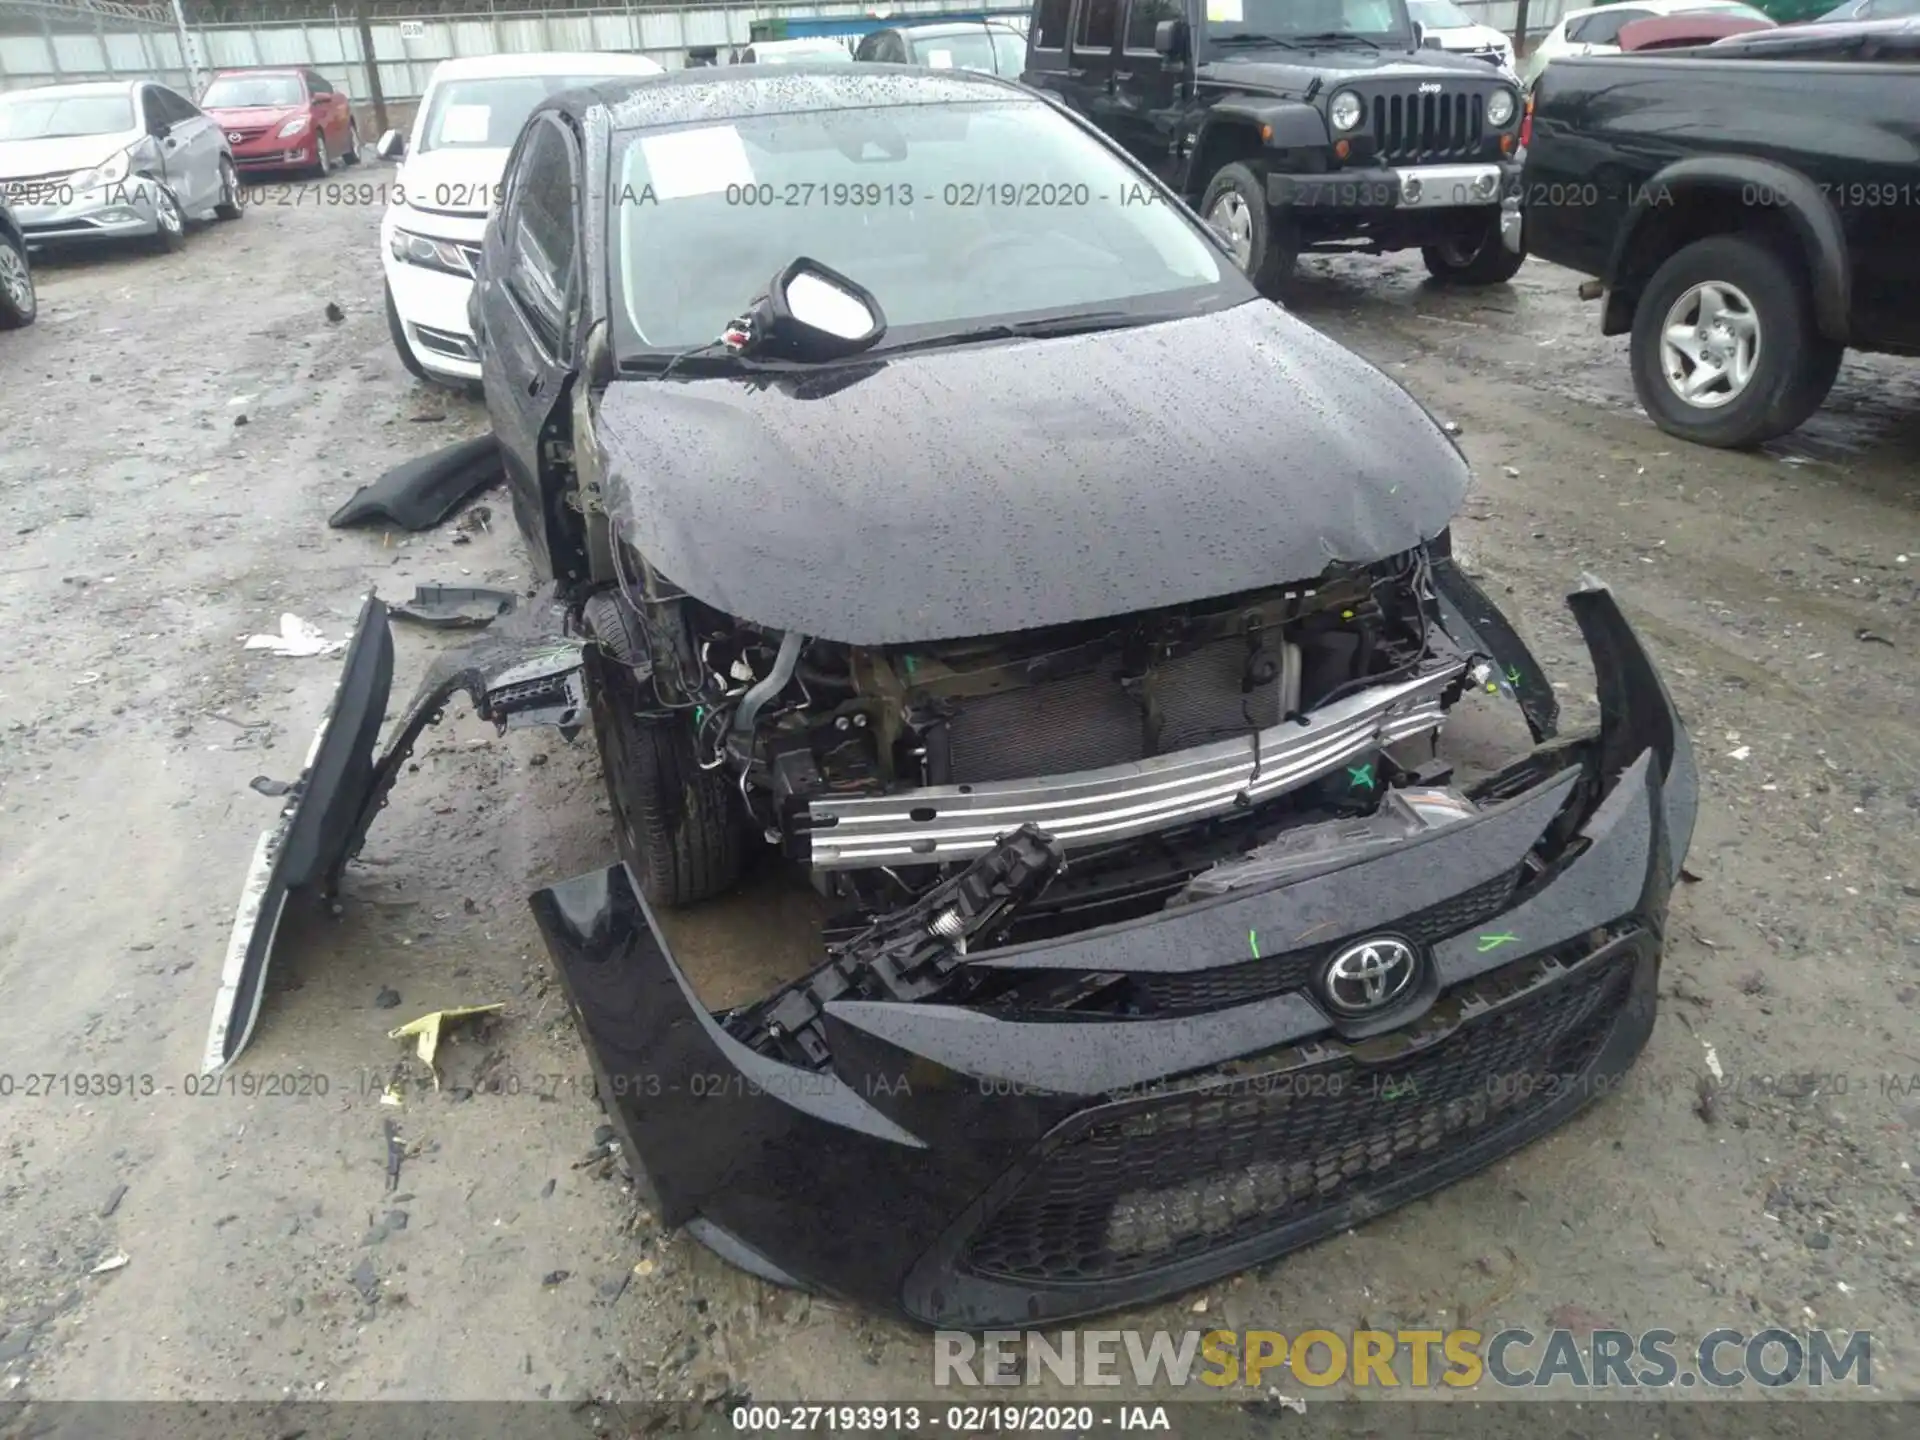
0;79;242;253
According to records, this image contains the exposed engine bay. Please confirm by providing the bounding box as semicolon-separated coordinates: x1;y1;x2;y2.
590;539;1499;1061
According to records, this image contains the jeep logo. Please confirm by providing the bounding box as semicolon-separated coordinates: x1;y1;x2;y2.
1418;82;1444;95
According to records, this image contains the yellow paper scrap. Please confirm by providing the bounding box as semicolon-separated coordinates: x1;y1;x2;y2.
388;1004;505;1086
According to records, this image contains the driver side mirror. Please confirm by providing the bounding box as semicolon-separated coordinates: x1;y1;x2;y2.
147;115;171;139
734;258;887;362
1153;18;1190;60
376;129;405;161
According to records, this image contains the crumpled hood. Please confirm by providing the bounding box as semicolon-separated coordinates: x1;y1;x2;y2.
594;301;1467;646
0;134;132;180
394;147;512;214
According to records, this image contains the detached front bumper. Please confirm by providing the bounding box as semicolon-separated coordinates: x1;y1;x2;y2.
535;580;1697;1327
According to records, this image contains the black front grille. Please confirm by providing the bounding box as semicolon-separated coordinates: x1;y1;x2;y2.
1371;90;1486;164
1132;868;1520;1013
964;951;1632;1283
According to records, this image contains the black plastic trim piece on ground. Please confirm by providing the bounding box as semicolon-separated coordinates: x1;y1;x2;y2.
329;434;503;531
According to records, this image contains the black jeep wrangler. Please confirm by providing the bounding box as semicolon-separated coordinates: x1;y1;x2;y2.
1022;0;1527;290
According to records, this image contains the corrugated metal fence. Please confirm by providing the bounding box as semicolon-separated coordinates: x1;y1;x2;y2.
0;1;1039;99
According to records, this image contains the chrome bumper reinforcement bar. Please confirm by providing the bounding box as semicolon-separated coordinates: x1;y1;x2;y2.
804;660;1469;870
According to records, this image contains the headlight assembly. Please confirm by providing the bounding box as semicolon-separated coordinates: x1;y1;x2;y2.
278;116;310;139
69;149;131;193
389;227;474;278
1487;88;1517;127
1329;90;1363;133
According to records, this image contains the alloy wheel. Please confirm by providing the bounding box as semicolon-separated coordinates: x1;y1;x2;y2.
1659;280;1761;409
0;243;32;316
1207;191;1254;272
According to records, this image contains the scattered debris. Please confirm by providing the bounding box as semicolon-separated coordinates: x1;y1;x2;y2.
324;302;345;323
1694;1075;1718;1126
247;775;292;797
543;1270;570;1287
389;1004;505;1087
243;613;346;658
374;986;402;1010
1726;746;1751;761
89;1252;130;1275
350;1255;380;1304
384;1117;405;1192
1855;629;1894;647
99;1183;128;1218
390;584;517;631
541;1178;556;1199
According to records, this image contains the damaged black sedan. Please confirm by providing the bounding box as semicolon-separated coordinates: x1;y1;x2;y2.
219;66;1698;1328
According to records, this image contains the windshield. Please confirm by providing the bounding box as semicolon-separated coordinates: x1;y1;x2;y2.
1205;0;1413;46
419;75;634;151
200;74;304;108
0;93;133;140
1684;1;1769;15
610;98;1233;354
1405;0;1476;28
909;28;1029;73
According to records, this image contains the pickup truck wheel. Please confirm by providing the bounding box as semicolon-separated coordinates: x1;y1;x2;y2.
1629;235;1841;448
585;619;748;908
1421;218;1524;286
1200;162;1295;296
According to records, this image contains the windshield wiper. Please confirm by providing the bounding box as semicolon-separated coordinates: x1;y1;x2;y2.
877;310;1156;354
1212;32;1304;47
1291;31;1382;48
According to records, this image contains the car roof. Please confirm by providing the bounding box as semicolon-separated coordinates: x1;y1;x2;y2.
0;79;142;101
1563;0;1758;18
426;51;665;83
586;63;1027;131
209;67;305;77
1710;12;1919;42
885;21;1018;37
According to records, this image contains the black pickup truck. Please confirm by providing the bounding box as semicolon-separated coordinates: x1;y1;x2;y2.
1021;0;1527;290
1518;17;1920;447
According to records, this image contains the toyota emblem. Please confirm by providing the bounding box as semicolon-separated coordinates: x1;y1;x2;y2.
1321;936;1419;1016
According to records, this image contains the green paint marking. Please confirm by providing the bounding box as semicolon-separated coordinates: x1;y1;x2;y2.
1249;930;1261;960
1477;932;1520;953
1505;665;1523;689
1347;763;1375;790
902;654;918;678
694;706;706;724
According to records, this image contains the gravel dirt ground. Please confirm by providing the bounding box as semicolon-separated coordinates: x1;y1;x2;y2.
1;178;1917;1424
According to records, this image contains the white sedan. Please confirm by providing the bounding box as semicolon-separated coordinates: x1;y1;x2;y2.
1520;0;1771;87
378;51;663;388
1408;0;1519;75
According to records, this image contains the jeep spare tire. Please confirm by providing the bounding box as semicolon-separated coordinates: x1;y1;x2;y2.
1200;162;1296;296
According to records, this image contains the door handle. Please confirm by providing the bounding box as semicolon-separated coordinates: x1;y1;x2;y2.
1065;66;1088;78
1114;70;1135;83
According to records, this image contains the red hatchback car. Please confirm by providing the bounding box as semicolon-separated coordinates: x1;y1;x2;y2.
198;68;360;177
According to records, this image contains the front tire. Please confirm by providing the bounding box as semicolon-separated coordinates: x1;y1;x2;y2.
1199;161;1296;296
1628;234;1841;449
214;156;244;220
584;594;748;908
1421;215;1525;285
0;230;35;329
146;181;186;254
309;134;330;179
